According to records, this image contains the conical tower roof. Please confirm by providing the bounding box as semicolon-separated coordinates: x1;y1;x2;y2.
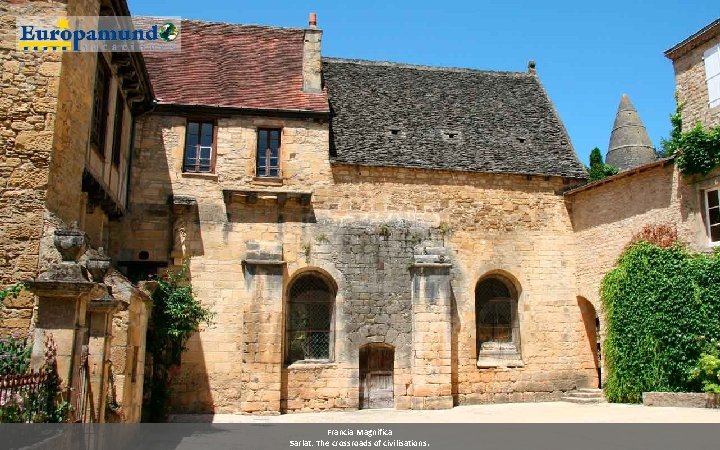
605;94;656;171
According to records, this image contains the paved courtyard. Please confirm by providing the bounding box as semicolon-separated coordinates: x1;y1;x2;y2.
171;402;720;423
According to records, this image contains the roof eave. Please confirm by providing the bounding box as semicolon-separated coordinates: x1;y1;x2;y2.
331;160;588;180
153;103;330;120
563;157;674;197
664;18;720;60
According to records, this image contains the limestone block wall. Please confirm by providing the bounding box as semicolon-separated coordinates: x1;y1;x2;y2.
671;31;720;130
120;112;597;413
0;1;67;334
567;162;713;310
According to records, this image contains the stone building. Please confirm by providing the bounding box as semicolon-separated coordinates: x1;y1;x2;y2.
1;0;155;422
111;18;600;414
567;16;720;375
2;0;719;420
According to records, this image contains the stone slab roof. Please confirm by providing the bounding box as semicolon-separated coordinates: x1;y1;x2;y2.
322;58;586;178
143;20;329;113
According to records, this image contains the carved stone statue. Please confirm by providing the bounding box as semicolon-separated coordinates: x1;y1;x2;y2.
171;217;188;265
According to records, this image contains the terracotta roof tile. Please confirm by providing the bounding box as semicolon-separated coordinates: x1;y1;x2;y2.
143;20;328;112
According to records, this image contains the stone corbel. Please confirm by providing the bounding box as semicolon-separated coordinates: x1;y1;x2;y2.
242;241;285;266
410;247;452;270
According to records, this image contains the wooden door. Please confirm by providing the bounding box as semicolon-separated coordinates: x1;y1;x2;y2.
360;345;394;409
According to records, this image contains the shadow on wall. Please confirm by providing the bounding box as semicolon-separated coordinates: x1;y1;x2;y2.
450;285;459;406
110;115;191;279
576;296;600;389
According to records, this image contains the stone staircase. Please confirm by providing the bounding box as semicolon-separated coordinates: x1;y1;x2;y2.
562;388;606;404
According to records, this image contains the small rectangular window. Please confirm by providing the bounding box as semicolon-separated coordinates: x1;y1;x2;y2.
91;58;112;157
704;44;720;108
111;89;125;166
183;120;215;173
706;189;720;244
256;128;281;177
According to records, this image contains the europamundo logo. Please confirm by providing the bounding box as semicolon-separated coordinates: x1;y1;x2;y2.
17;16;181;52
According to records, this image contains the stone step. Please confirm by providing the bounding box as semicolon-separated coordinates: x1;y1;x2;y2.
561;396;606;404
577;388;603;394
565;391;604;399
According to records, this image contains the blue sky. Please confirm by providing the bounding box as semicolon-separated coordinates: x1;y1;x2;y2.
129;0;718;166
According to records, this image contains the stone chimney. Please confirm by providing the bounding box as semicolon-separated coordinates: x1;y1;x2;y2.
606;94;657;171
303;12;322;93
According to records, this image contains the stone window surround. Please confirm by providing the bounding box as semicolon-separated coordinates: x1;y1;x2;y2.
703;186;720;246
694;175;720;248
181;118;218;174
475;275;524;369
285;271;337;365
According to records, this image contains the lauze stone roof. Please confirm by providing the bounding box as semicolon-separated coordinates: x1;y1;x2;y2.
143;20;328;112
323;58;587;178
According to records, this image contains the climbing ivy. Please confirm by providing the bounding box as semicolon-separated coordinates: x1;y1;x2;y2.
675;124;720;176
661;95;720;175
601;240;720;403
0;283;24;305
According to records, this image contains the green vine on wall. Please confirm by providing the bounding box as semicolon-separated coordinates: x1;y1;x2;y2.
661;95;720;176
0;283;24;305
601;234;720;403
144;263;214;422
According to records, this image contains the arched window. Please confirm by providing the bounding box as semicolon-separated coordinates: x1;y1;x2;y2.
286;273;334;364
475;275;522;368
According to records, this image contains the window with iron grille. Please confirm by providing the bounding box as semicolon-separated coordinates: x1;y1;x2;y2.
286;273;334;364
183;120;215;173
475;277;520;354
256;128;281;177
90;58;112;157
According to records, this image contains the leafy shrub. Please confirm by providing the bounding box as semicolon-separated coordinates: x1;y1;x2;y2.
690;340;720;394
627;223;678;249
144;263;213;421
675;124;720;176
0;335;31;376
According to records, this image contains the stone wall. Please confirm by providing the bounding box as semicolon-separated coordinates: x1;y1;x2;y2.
567;162;717;310
0;0;69;335
671;31;720;130
118;112;598;413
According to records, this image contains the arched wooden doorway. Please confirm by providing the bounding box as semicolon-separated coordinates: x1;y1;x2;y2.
359;344;394;409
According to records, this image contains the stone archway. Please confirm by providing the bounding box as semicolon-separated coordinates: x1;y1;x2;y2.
577;297;601;388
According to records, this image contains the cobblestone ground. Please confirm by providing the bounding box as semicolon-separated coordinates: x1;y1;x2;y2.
171;402;720;423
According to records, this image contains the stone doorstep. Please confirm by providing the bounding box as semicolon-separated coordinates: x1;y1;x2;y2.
642;392;720;408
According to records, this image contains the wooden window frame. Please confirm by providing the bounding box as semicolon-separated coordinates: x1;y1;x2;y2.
182;119;217;174
705;187;720;246
91;57;112;159
255;128;282;178
110;88;125;167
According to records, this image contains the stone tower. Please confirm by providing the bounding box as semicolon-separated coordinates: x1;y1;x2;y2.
606;94;657;171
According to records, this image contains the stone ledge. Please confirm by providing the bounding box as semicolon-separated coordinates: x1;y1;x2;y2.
642;392;720;408
286;361;337;370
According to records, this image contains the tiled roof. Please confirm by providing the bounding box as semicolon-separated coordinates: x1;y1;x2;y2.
143;20;329;113
323;58;587;178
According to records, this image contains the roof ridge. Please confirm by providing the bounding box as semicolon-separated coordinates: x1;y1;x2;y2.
181;18;308;32
322;57;531;76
